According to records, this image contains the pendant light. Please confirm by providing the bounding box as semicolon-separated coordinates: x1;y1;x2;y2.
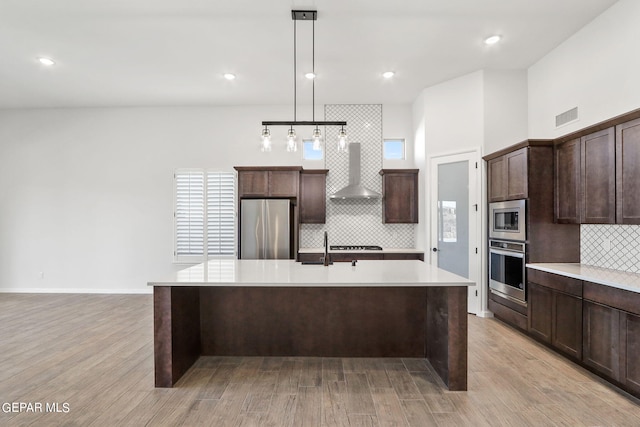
261;10;346;152
261;126;272;152
337;125;348;152
286;127;297;152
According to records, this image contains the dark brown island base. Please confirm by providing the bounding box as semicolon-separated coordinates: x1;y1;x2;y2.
150;259;473;391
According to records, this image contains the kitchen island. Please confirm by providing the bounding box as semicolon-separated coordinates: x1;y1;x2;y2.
149;259;474;390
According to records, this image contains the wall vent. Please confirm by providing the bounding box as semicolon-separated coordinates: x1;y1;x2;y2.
555;107;579;127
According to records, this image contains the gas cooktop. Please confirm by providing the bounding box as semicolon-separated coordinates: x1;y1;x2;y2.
330;245;383;251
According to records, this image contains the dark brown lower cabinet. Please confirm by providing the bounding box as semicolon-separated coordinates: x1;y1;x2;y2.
583;301;640;394
583;300;621;380
519;270;640;398
528;282;582;360
620;311;640;394
528;282;553;343
553;291;582;360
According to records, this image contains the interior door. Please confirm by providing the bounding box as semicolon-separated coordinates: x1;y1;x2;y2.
430;151;481;314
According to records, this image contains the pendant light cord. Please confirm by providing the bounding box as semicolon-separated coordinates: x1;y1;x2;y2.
294;18;297;122
312;18;315;122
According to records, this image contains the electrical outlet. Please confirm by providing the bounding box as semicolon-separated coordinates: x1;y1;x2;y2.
38;271;44;279
602;238;611;252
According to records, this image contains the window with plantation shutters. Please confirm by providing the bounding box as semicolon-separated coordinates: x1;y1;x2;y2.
174;170;236;262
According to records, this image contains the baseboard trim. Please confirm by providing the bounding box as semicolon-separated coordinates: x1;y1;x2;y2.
476;310;494;318
0;288;152;295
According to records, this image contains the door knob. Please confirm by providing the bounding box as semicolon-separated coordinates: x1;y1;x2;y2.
432;248;439;252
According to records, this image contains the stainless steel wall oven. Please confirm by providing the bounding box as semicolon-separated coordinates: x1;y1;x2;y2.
489;239;526;306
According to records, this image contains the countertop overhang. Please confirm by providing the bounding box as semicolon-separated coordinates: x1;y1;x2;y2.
149;259;473;288
527;263;640;293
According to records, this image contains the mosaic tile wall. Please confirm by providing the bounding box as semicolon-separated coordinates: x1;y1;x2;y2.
581;225;640;273
299;104;416;249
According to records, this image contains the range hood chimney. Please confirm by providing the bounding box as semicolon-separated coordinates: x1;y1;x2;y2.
330;143;381;199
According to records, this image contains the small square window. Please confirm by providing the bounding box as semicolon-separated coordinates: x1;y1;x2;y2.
303;139;323;160
384;139;405;160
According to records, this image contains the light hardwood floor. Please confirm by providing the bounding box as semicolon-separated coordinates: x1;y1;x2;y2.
1;293;639;426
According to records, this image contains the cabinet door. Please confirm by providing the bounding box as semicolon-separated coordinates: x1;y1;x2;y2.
620;312;640;395
381;171;418;223
300;172;327;223
528;282;552;343
488;156;506;202
505;148;528;200
552;292;582;360
581;127;615;224
616;118;640;224
555;138;581;223
238;171;269;197
269;171;299;197
583;300;620;381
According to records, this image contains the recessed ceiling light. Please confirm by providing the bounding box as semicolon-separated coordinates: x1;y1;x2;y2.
382;71;395;79
305;72;316;80
38;57;55;66
223;73;236;80
484;35;502;45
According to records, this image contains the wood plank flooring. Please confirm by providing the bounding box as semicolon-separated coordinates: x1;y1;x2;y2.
1;293;639;426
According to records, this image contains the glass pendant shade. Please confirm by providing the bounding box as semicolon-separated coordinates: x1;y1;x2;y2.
337;127;348;152
261;128;272;152
286;128;297;152
312;127;322;151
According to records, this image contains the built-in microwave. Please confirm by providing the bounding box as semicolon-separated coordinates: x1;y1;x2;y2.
489;199;526;241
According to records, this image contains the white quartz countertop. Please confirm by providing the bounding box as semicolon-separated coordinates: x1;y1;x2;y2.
149;259;473;287
298;248;424;254
526;263;640;294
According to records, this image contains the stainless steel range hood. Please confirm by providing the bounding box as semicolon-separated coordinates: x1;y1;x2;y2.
330;143;381;199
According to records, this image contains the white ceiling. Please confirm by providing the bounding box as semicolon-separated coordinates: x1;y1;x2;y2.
0;0;618;109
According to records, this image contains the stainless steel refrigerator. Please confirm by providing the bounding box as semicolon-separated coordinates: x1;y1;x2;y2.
240;199;291;259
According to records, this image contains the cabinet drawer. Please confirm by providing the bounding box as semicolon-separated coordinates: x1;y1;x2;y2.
298;253;323;263
331;253;384;262
583;281;640;316
527;269;582;297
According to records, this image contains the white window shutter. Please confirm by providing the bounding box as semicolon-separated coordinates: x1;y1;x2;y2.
175;169;236;262
175;171;205;259
207;172;236;256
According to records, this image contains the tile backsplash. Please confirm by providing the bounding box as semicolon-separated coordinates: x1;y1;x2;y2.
299;104;416;249
581;225;640;273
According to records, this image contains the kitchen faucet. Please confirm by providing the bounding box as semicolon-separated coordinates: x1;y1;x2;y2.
323;231;332;266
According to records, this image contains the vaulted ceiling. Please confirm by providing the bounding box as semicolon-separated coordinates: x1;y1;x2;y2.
0;0;618;109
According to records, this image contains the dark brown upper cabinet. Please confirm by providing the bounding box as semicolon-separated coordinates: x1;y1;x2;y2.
235;167;301;198
551;108;640;224
380;169;419;223
488;147;528;202
581;127;616;224
299;170;328;224
554;128;615;225
555;138;581;224
616;117;640;224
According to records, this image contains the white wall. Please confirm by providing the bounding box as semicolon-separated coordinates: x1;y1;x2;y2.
484;70;528;154
412;71;485;261
0;104;413;293
383;104;415;169
528;0;640;138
